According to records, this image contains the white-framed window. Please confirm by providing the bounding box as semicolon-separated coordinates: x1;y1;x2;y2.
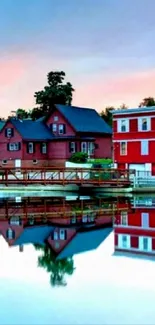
10;216;20;225
118;234;130;249
54;116;58;122
138;117;151;131
81;142;87;153
120;141;127;155
69;142;76;153
88;142;94;155
121;211;128;226
139;236;152;252
52;123;57;132
59;124;65;134
8;142;20;151
41;142;47;154
141;212;149;228
118;119;129;132
59;229;66;240
28;142;34;154
6;228;14;240
6;128;13;137
53;231;58;240
141;140;149;155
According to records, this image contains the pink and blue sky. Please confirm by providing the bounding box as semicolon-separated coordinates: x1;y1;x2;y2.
1;0;155;117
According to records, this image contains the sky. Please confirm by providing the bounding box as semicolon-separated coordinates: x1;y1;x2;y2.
0;0;155;117
1;233;155;324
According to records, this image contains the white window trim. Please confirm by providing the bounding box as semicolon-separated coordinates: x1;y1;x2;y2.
141;140;149;155
6;128;12;137
118;119;129;133
120;141;127;155
81;142;87;153
28;142;34;154
139;236;152;252
59;229;66;240
121;211;128;226
52;123;57;132
118;234;130;249
42;143;47;154
9;143;19;151
70;142;76;153
138;117;151;132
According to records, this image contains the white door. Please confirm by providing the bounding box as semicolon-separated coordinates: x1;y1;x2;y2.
129;164;145;177
15;159;21;168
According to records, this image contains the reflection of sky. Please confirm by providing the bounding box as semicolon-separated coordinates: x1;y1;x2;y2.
1;233;155;324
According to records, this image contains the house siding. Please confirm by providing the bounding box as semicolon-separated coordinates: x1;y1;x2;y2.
95;136;112;158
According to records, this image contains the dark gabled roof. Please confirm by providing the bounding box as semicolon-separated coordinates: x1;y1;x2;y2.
10;118;53;140
57;227;112;259
13;225;54;246
55;104;112;134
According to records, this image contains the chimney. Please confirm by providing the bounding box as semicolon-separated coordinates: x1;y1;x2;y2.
19;245;24;252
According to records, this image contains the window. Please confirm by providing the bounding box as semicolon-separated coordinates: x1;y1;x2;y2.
118;119;129;132
27;142;34;154
139;236;152;251
53;231;58;240
52;123;57;132
10;216;21;226
41;142;47;154
138;117;151;131
52;229;67;240
143;237;148;250
122;235;128;248
5;128;14;138
8;142;20;151
82;215;88;223
69;142;76;153
141;212;149;228
81;142;87;153
6;228;15;240
54;116;58;122
88;142;94;155
59;124;66;134
59;229;66;240
120;142;127;155
141;140;149;155
121;211;128;225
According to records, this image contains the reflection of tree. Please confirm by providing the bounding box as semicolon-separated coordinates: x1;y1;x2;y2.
34;244;75;287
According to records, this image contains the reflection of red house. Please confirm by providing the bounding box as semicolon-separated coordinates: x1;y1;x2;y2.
0;104;112;167
114;197;155;257
0;217;24;249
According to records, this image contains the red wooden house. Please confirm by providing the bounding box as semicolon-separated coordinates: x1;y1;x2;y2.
112;106;155;176
114;196;155;257
0;104;112;167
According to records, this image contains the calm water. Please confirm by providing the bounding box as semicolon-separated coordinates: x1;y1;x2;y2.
0;193;155;325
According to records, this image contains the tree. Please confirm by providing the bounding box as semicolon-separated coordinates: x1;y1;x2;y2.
34;244;75;287
119;103;128;109
32;71;75;119
100;106;115;126
139;97;155;107
16;108;32;119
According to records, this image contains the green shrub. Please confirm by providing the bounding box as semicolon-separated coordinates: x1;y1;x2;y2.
69;152;88;163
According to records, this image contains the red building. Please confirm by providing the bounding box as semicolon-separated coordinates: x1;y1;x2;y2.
114;196;155;257
112;107;155;176
0;104;112;167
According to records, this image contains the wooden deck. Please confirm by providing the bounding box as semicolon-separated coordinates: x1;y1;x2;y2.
0;167;134;187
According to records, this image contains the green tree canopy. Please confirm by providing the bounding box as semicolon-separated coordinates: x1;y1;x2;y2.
139;97;155;107
34;244;75;287
31;71;75;119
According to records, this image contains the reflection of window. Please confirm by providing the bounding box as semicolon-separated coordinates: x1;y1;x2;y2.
121;211;128;225
143;237;148;251
10;216;21;225
59;124;66;134
82;215;87;223
122;235;127;248
27;142;34;154
6;228;15;239
52;229;67;240
60;229;66;240
8;142;20;151
41;142;47;154
53;231;58;240
120;142;127;155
